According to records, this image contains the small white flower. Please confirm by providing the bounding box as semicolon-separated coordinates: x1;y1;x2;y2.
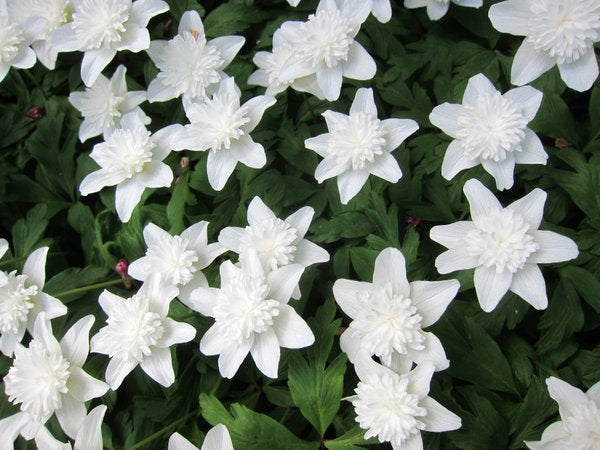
525;377;600;449
69;64;149;143
79;111;181;222
305;87;418;204
168;424;234;450
173;77;275;191
430;179;579;312
429;73;547;191
404;0;482;21
128;221;225;307
0;4;36;82
190;250;314;379
90;276;196;390
52;0;169;86
0;246;67;357
489;0;600;92
146;10;245;104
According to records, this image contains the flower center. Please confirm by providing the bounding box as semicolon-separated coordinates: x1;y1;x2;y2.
5;341;71;422
465;209;539;273
349;283;424;366
563;401;600;448
0;20;23;64
527;0;600;64
456;91;528;162
95;127;155;179
72;0;130;50
80;80;124;129
352;373;426;447
239;218;298;271
145;235;199;286
298;9;353;68
328;112;387;170
0;272;37;334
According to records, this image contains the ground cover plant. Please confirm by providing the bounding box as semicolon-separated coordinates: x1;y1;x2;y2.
0;0;599;448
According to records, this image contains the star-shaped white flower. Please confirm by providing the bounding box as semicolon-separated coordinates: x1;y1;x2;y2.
52;0;169;86
69;64;149;143
146;10;245;104
430;179;579;312
525;377;600;449
2;314;109;442
404;0;482;21
128;221;225;306
90;276;196;390
335;248;459;373
190;250;314;379
168;424;234;450
305;87;418;204
0;3;36;82
173;77;275;191
429;73;547;191
79;111;181;222
0;246;67;357
489;0;600;92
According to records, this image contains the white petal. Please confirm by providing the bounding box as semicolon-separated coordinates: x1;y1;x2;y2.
79;169;124;195
267;264;304;304
97;290;125;316
51;23;81;52
529;231;579;264
81;49;115;87
372;0;392;23
147;77;178;102
511;41;556;87
506;188;546;229
474;266;513;312
463;73;498;106
207;148;238;191
441;140;478;180
316;64;343;101
247;196;276;225
315;157;347;183
0;413;29;447
131;0;169;26
410;279;459;327
79;118;105;143
218;227;244;253
409;332;449;370
286;206;314;239
0;238;8;258
11;47;36;69
337;169;370;204
169;432;198;450
242;95;276;132
23;246;48;287
503;86;543;122
369;153;402;183
429;103;464;138
250;328;280;378
426;1;449;20
463;178;502;220
488;0;531;35
218;338;252;379
55;394;86;439
199;325;226;355
157;318;196;347
333;279;373;319
420;397;462;432
399;433;424;450
408;361;435;398
342;42;376;81
434;249;478;274
115;179;145;222
231;135;266;169
273;305;315;349
515;129;547;165
373;248;410;297
209;36;245;67
201;424;233;450
105;357;138;390
510;264;548;310
177;10;204;35
293;240;329;267
382;118;418;152
304;133;330;157
350;88;377;115
116;25;150;53
0;327;23;357
558;50;599;92
140;347;175;387
429;221;474;249
74;405;107;450
32;314;61;354
546;376;590;418
60;315;94;367
481;154;515;191
136;161;173;188
67;366;109;402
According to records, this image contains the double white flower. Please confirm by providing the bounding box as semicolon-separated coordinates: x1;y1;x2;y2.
0;1;36;82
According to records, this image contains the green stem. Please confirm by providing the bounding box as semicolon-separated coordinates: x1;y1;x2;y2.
0;256;28;267
126;411;199;450
51;279;124;298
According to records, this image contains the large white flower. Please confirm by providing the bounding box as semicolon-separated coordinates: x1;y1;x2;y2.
0;3;36;83
52;0;169;86
2;314;109;442
0;246;67;357
305;87;418;204
429;73;547;191
173;77;275;191
146;10;245;104
128;221;225;306
335;248;459;373
79;111;181;222
404;0;482;21
90;276;196;390
525;377;600;449
168;424;234;450
190;250;314;379
430;179;579;312
69;64;149;143
489;0;600;92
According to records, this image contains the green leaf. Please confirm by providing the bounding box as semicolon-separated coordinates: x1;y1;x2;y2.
324;426;374;449
348;247;378;281
11;203;49;257
560;265;600;313
203;3;268;37
44;266;110;302
167;172;190;235
312;212;375;243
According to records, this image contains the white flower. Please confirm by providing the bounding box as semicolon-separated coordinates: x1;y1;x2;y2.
0;3;36;82
305;87;418;204
52;0;169;86
128;221;225;307
79;111;181;222
146;10;245;104
335;248;459;372
276;0;376;101
2;314;109;441
90;276;196;390
429;73;547;191
0;246;67;357
69;64;149;143
430;179;579;312
404;0;483;21
525;377;600;449
168;424;234;450
348;358;461;449
489;0;600;92
190;250;314;379
173;77;275;191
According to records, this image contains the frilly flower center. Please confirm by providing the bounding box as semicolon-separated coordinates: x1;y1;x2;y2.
562;401;600;448
239;218;298;271
72;0;130;50
5;341;71;422
465;209;539;273
0;21;23;64
0;272;37;334
98;127;155;178
456;91;528;162
146;235;199;285
299;9;353;68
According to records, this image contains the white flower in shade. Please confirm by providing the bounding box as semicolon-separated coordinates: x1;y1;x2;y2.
51;0;169;86
489;0;600;92
0;247;67;357
348;357;461;449
168;424;234;450
276;0;376;101
404;0;483;21
2;314;109;441
69;65;149;143
0;4;36;82
172;77;275;191
190;250;314;379
525;377;600;449
128;222;225;307
430;179;579;312
305;87;418;204
335;248;458;373
90;276;196;390
146;10;245;104
79;111;181;222
429;73;547;191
